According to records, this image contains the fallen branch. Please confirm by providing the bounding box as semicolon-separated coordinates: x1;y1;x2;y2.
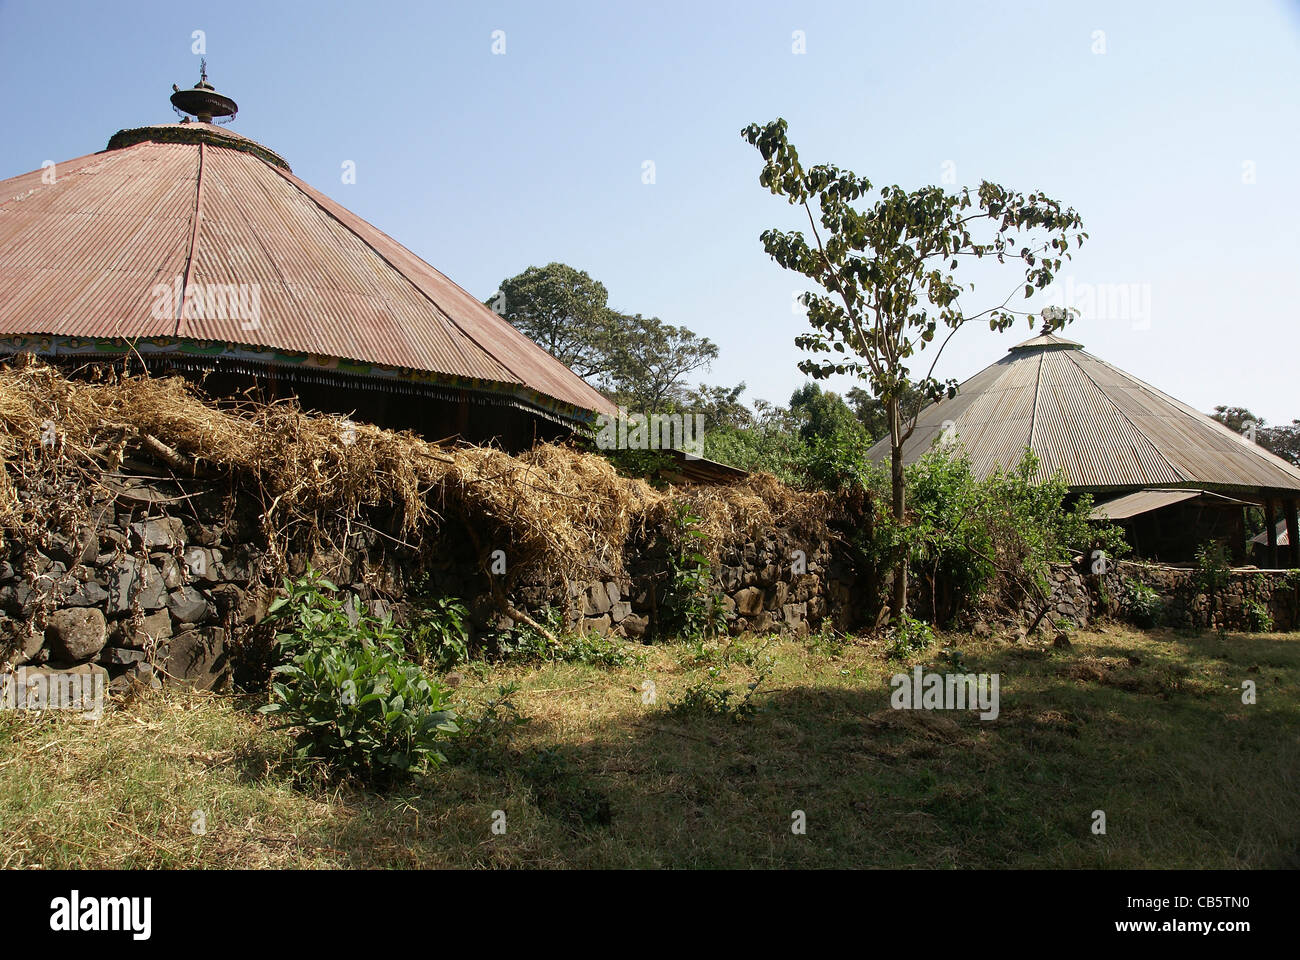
137;432;196;474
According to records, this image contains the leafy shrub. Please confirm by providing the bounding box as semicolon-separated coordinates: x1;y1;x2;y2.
1125;581;1164;628
557;630;646;668
668;659;773;723
446;683;528;772
492;606;644;667
804;628;847;659
935;645;968;673
408;595;471;670
901;448;1127;624
661;502;726;640
600;447;678;484
1193;542;1233;628
1243;597;1273;633
259;569;459;784
704;424;809;488
1195;542;1232;595
679;635;775;669
797;430;877;493
703;385;877;492
489;606;563;662
886;615;935;661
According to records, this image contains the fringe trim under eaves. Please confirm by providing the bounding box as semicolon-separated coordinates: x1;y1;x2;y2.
0;337;595;430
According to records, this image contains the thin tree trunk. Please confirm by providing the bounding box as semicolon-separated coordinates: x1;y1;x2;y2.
888;395;908;621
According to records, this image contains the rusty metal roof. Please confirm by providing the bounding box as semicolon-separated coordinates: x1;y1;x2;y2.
0;123;615;420
869;331;1300;494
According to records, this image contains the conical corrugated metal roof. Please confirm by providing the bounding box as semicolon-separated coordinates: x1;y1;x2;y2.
0;121;615;421
868;330;1300;494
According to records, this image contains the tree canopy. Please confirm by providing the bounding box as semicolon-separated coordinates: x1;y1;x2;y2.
1212;405;1300;466
491;263;718;412
491;263;623;380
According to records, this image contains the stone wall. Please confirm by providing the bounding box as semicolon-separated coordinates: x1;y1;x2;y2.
1102;560;1299;631
1;474;860;692
1026;558;1300;632
1027;563;1095;629
0;500;265;695
385;514;854;643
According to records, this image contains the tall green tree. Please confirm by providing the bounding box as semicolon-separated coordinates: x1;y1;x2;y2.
788;383;866;444
492;264;719;414
603;314;719;412
1211;405;1260;435
1262;423;1300;466
491;263;627;380
1212;405;1300;466
742;118;1086;619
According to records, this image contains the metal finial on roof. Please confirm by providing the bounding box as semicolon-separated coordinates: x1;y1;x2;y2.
170;61;237;124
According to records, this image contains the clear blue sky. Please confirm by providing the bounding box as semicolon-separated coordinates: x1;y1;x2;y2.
2;1;1298;423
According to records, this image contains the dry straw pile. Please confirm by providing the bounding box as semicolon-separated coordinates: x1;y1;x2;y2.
0;358;828;579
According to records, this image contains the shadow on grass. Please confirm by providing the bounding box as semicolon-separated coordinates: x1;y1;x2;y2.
247;630;1300;868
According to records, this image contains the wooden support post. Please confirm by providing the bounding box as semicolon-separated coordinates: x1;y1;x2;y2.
1265;498;1278;568
1286;498;1300;569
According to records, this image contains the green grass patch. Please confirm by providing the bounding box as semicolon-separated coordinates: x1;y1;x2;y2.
1;625;1296;868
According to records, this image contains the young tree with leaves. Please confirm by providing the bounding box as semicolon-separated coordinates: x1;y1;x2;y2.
742;118;1087;618
847;382;926;444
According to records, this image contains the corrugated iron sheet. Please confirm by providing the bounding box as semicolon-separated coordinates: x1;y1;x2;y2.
869;332;1300;494
1090;488;1202;519
1251;519;1290;547
0;125;615;417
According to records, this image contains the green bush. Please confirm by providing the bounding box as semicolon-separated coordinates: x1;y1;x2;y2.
492;606;644;668
935;645;969;673
1125;581;1164;628
704;396;875;493
600;447;678;484
668;658;774;723
408;594;471;670
901;448;1127;624
886;615;935;661
259;569;459;784
1195;542;1232;595
661;502;726;641
797;430;877;493
555;630;646;668
1194;542;1233;628
446;683;528;773
704;425;809;488
678;635;775;669
1243;597;1273;633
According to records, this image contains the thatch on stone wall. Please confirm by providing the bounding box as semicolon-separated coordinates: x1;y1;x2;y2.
0;357;830;581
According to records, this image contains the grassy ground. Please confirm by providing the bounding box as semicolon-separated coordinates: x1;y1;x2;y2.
1;624;1297;869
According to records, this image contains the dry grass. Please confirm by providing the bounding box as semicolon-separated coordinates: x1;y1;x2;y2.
3;624;1296;868
0;358;829;581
